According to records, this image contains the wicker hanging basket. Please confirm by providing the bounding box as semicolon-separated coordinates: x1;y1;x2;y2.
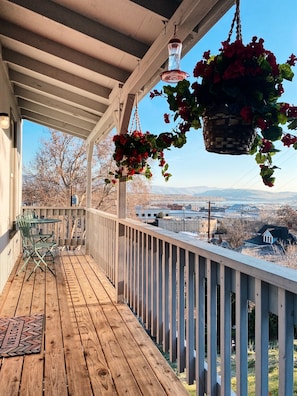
203;105;257;155
202;0;257;155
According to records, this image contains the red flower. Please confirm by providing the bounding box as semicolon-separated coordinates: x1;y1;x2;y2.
223;59;245;80
203;50;211;60
114;148;124;161
160;134;173;145
164;113;170;123
256;117;267;130
287;54;297;66
193;60;208;78
240;106;253;123
149;89;162;98
279;103;290;114
287;106;297;117
179;123;191;133
281;133;297;147
260;139;273;153
263;179;274;187
277;83;284;96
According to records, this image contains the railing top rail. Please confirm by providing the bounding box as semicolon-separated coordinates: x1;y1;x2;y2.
22;206;86;211
118;216;297;294
87;208;117;220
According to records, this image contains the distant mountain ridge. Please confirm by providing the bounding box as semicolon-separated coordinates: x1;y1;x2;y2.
150;185;297;203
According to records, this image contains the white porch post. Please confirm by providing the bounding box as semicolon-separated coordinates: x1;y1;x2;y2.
115;93;135;302
85;141;94;255
86;141;94;209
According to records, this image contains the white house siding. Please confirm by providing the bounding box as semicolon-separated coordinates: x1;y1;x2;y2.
158;218;217;234
0;57;22;293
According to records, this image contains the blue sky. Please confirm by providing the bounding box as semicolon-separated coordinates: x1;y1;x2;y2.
23;0;297;192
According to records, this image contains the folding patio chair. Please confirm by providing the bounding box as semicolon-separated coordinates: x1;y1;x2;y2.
16;215;58;280
22;210;55;244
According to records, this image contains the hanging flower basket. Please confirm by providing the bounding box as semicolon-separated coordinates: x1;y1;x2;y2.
203;104;257;154
199;3;259;154
150;0;297;186
105;101;173;184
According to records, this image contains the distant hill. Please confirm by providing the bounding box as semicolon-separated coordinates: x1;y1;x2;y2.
150;185;297;204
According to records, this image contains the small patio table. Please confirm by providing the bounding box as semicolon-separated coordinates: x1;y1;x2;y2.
28;218;61;238
17;216;61;280
26;217;62;264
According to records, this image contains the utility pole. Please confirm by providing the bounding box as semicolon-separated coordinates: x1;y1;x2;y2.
208;200;211;241
207;200;215;241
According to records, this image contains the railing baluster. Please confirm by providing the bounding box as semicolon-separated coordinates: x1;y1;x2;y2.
235;271;248;395
177;248;186;373
151;237;157;338
156;239;163;344
162;241;170;353
278;288;294;395
196;256;206;395
133;229;138;312
186;251;195;384
137;231;143;318
169;245;177;362
206;259;218;394
255;279;269;395
144;234;150;329
126;227;131;304
220;265;232;396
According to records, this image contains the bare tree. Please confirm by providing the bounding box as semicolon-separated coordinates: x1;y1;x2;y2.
23;130;118;209
23;129;152;214
276;205;297;230
218;219;262;249
127;177;151;219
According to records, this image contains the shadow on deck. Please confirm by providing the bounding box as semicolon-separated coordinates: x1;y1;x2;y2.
0;252;188;395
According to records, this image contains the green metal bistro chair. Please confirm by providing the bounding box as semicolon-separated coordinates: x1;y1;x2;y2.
22;210;55;244
16;215;58;280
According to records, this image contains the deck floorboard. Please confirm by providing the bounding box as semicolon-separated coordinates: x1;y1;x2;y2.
0;252;188;395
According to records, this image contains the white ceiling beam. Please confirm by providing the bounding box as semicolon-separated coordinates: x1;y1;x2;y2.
22;110;90;139
14;86;100;123
0;19;131;83
10;0;149;58
10;70;107;114
18;98;95;131
3;48;111;100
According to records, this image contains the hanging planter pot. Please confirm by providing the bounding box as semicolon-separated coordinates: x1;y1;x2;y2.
202;105;257;154
105;98;172;184
151;0;297;186
200;2;257;155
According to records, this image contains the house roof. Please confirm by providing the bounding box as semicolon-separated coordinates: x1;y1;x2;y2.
226;204;259;212
245;224;297;246
0;0;233;143
257;224;289;239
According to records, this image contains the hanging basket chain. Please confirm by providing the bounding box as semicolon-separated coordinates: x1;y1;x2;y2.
227;0;242;43
129;96;142;133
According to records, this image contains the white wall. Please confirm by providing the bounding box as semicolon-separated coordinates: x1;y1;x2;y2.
158;218;217;234
0;48;22;293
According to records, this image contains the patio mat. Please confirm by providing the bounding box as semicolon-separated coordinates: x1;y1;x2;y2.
0;314;44;358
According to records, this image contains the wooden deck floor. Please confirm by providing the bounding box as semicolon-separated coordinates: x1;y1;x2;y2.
0;252;188;396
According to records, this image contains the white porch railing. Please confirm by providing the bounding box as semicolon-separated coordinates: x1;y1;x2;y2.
87;208;297;396
21;207;86;249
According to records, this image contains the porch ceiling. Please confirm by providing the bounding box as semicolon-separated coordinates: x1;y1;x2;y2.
0;0;233;143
